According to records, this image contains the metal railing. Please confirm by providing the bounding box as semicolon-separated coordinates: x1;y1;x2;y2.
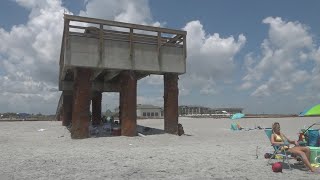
60;14;187;66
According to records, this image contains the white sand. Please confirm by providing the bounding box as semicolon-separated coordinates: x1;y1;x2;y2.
1;117;320;179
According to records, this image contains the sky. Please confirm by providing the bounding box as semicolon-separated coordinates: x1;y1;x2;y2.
0;0;320;115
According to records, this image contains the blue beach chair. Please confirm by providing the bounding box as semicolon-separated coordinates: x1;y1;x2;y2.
265;128;294;170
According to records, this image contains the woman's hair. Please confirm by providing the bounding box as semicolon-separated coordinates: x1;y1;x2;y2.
272;122;286;141
272;122;280;133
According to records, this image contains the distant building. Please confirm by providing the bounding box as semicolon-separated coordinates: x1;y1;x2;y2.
179;105;213;115
114;104;243;118
17;113;31;119
137;104;162;118
178;105;243;116
213;108;243;114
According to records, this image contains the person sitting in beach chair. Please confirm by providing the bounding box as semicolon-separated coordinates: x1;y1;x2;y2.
269;122;316;172
231;122;243;131
236;122;243;130
231;122;258;131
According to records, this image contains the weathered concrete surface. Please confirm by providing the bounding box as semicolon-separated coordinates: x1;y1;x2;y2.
71;68;92;139
65;36;185;73
120;71;137;136
91;92;102;125
60;81;120;92
164;74;179;134
62;93;73;126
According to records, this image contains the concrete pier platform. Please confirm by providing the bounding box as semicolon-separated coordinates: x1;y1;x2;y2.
57;15;187;138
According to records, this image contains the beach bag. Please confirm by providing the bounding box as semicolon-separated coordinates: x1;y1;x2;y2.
307;129;319;147
272;162;282;173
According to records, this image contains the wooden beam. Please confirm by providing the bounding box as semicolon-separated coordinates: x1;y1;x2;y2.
91;69;104;80
64;14;186;35
165;35;183;45
183;35;187;59
99;24;104;67
103;82;120;92
136;73;149;80
69;26;171;43
129;28;134;69
69;25;87;30
157;31;162;71
104;71;120;81
69;31;170;46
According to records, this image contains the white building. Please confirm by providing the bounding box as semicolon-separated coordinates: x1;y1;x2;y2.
136;104;163;118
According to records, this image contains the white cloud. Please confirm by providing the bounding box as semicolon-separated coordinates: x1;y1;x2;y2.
0;91;60;114
263;17;313;50
178;83;190;96
251;84;270;97
0;0;65;114
241;17;319;99
238;81;253;90
312;47;320;63
137;96;163;107
180;20;246;95
15;0;57;10
0;0;277;114
199;84;218;95
80;0;157;25
0;0;160;114
101;93;119;112
139;75;163;86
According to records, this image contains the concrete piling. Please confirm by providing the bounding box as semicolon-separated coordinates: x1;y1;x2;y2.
120;71;137;136
164;73;179;134
71;68;92;139
92;92;102;126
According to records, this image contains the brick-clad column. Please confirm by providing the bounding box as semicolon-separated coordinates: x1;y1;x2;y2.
164;73;179;134
92;92;102;125
71;68;92;139
120;71;137;136
62;93;73;126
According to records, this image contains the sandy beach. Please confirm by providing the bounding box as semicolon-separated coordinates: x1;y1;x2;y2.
1;117;320;180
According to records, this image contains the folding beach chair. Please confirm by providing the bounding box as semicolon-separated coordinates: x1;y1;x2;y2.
264;128;294;170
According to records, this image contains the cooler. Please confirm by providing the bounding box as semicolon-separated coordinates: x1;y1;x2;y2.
307;129;319;147
309;146;320;164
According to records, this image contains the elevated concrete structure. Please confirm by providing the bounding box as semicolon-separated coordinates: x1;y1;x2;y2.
57;14;187;139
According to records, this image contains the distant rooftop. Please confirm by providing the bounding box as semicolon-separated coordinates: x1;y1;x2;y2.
137;104;161;109
179;105;243;111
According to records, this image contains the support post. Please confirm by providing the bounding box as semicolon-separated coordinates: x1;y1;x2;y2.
92;91;102;125
62;92;73;126
120;71;137;136
71;68;92;139
164;73;179;134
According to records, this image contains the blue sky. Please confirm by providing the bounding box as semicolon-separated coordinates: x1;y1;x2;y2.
0;0;320;114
